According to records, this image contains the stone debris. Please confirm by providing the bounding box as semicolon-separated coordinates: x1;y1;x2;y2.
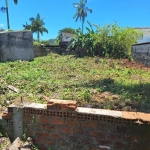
7;85;19;93
1;137;34;150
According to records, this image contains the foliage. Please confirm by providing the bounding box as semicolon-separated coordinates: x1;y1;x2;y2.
33;39;50;47
55;27;76;44
73;0;92;33
0;28;5;31
0;0;18;30
68;22;143;58
0;53;150;112
23;13;48;42
93;22;143;58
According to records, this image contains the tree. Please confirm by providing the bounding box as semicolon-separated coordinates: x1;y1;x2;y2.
23;13;48;42
0;28;5;32
73;0;92;33
0;0;18;30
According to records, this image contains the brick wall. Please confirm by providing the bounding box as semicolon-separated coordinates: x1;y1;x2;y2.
1;99;150;150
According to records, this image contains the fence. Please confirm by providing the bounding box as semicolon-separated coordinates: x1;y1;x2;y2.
1;99;150;150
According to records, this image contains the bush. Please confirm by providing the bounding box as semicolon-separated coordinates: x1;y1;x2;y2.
68;22;143;58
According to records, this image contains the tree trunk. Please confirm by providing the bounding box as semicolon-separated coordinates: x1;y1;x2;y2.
5;0;10;30
82;22;84;34
37;31;40;42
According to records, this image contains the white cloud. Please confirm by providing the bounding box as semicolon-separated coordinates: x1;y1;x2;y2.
0;23;5;27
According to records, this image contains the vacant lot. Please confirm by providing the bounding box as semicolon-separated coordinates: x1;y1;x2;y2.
0;53;150;112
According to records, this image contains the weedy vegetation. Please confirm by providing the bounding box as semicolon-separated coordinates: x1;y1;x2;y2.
0;53;150;112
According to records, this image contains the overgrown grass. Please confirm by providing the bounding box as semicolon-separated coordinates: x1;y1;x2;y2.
0;53;150;112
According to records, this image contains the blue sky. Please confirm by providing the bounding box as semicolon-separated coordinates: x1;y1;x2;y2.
1;0;150;40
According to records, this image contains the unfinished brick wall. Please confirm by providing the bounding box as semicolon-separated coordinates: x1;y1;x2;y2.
2;99;150;150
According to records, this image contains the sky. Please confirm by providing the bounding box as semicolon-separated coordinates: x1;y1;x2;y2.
1;0;150;40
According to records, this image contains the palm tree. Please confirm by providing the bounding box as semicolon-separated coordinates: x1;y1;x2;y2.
73;0;92;33
0;0;18;30
23;13;48;42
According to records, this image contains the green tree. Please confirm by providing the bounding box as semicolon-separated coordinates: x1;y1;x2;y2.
0;0;18;30
73;0;92;33
23;13;48;42
68;22;143;58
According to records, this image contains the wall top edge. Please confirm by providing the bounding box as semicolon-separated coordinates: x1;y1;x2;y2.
132;42;150;46
0;30;32;34
7;102;150;122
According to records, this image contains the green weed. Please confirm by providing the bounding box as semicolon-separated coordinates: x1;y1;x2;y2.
0;53;150;112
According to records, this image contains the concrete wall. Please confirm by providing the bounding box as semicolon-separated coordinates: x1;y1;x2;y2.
132;42;150;66
0;31;34;62
1;100;150;150
34;46;48;57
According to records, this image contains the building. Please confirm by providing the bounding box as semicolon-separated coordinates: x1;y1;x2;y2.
134;27;150;43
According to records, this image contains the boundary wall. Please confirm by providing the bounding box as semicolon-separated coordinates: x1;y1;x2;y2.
1;99;150;150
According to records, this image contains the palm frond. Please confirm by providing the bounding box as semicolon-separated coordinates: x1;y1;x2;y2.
14;0;18;4
0;7;6;12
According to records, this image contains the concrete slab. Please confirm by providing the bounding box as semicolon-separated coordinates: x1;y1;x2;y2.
76;107;122;118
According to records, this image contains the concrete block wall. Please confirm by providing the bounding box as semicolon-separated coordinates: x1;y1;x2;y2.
34;46;48;57
1;100;150;150
0;31;34;62
132;42;150;66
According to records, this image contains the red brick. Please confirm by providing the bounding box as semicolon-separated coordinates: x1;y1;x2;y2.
2;112;12;120
90;131;97;137
37;132;50;138
66;119;80;127
37;116;49;124
99;148;108;150
97;132;107;139
82;138;91;144
74;128;86;134
47;99;77;111
90;146;97;150
37;145;48;150
45;139;57;146
61;101;77;111
125;135;139;143
114;142;126;149
23;115;33;122
115;125;129;133
44;125;58;132
73;144;90;150
51;133;62;139
69;136;77;142
98;140;111;145
33;138;43;143
47;99;62;110
51;118;64;125
97;123;108;130
80;121;97;128
61;127;73;134
60;140;73;148
26;130;37;136
107;134;121;141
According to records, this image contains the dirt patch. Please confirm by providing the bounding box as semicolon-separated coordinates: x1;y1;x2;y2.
120;59;150;71
77;91;140;112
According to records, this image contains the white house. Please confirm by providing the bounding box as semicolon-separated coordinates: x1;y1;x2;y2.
134;27;150;43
